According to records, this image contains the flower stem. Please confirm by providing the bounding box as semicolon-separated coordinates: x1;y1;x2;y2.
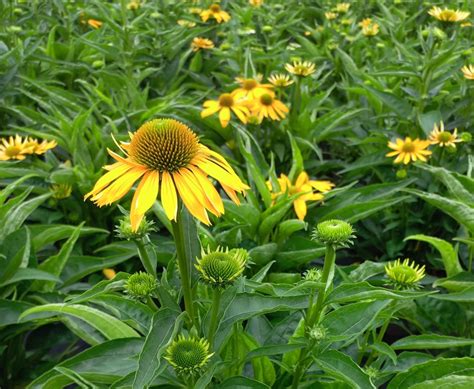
208;288;222;348
172;212;197;328
135;237;156;278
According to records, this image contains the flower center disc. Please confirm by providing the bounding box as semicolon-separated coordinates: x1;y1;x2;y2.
438;131;452;142
260;93;274;105
243;79;257;90
210;4;220;12
402;142;415;153
129;119;199;172
6;145;21;157
219;93;234;107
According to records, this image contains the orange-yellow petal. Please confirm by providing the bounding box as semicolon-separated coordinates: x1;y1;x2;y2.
161;170;178;221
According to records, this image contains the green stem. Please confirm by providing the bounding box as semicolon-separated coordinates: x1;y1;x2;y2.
146;296;159;311
135;238;156;278
172;212;196;328
208;288;222;347
365;318;390;366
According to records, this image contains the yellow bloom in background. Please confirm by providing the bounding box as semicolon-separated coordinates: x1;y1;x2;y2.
250;92;289;121
249;0;263;7
429;122;461;148
325;12;338;20
24;137;57;155
268;73;294;87
178;19;196;28
461;64;474;80
358;18;372;28
87;19;103;29
103;268;117;280
85;119;249;230
335;3;350;13
201;93;250;127
269;171;335;220
200;4;231;23
285;60;316;77
0;135;32;161
191;37;214;51
428;6;470;22
233;76;273;100
386;137;432;164
461;21;472;27
359;18;379;36
127;0;140;10
189;7;202;15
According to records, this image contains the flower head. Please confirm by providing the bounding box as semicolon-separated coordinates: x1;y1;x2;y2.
268;171;334;220
308;324;327;341
325;12;337;20
195;247;247;288
312;219;355;247
200;4;230;23
125;271;157;298
85;119;249;230
250;92;289;121
178;19;196;28
201;93;250;127
87;19;103;29
303;267;322;282
428;6;470;22
385;258;425;290
191;37;214;51
127;0;140;10
386;137;432;164
461;65;474;80
285;60;316;77
429;122;461;148
0;135;33;161
165;335;213;376
335;3;350;13
24;137;57;155
249;0;263;6
233;76;273;100
268;73;294;87
359;18;379;36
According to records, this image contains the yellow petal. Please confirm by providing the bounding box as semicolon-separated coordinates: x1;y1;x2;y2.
294;199;307;220
173;171;210;225
161;171;178;221
221;183;240;205
188;166;224;215
219;107;231;128
131;170;159;217
295;171;309;189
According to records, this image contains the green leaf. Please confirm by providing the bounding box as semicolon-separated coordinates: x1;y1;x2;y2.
369;341;397;365
404;234;462;277
391;334;474;350
19;303;140;341
0;299;34;327
409;375;474;389
0;268;62;287
288;132;303;182
219;376;270;389
363;84;413;117
387;357;474;389
430;287;474;302
433;272;474;292
314;350;375;389
0;227;31;283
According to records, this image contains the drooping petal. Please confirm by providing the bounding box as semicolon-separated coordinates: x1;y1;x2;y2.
179;168;220;217
219;107;231;128
85;162;132;200
221;183;240;205
131;170;159;218
161;170;178;221
188;166;225;215
173;171;210;225
294;199;307;220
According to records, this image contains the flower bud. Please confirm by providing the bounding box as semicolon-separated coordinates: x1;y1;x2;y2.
125;272;157;298
312;219;355;247
165;335;213;376
385;258;425;290
115;216;155;240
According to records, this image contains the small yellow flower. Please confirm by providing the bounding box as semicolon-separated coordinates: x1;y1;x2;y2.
200;4;231;23
249;0;263;6
201;93;250;127
359;18;379;36
177;19;196;28
386;137;432;164
385;258;425;290
268;171;334;220
85;119;249;230
325;12;337;20
103;268;117;280
429;122;461;148
335;3;350;13
191;37;214;51
428;6;470;22
127;0;140;10
358;18;372;28
268;73;294;87
0;135;33;161
285;60;316;77
461;65;474;80
250;92;289;121
24;137;57;155
87;19;103;29
233;76;273;100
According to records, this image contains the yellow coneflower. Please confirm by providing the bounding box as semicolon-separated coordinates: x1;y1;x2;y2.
429;122;462;148
233;76;273;100
325;12;338;20
87;19;103;29
200;4;231;23
386;137;432;164
127;0;140;10
268;171;334;220
85;119;249;230
201;93;250;128
461;65;474;80
24;137;57;155
359;18;379;36
385;258;425;290
268;73;294;87
335;3;350;13
191;37;214;51
285;60;316;77
103;268;117;280
428;6;470;22
250;92;289;121
0;135;32;161
249;0;263;6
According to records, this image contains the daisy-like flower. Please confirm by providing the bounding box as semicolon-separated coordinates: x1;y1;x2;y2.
127;0;140;10
429;122;461;148
0;135;33;161
200;4;231;23
285;60;316;77
85;119;249;230
428;6;470;22
233;76;273;100
165;335;213;376
358;18;372;28
269;171;334;220
461;65;474;80
325;12;338;20
250;92;289;121
335;3;350;13
268;73;294;87
191;37;214;51
24;137;57;155
201;93;250;127
359;18;379;36
385;258;425;290
87;19;103;29
386;137;432;164
249;0;263;6
178;19;196;28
